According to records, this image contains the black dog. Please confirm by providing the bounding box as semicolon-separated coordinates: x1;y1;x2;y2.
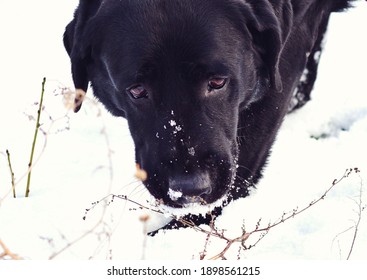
64;0;354;231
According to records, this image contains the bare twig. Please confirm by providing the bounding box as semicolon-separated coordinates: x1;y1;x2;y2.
0;239;22;260
330;170;364;260
199;215;217;260
0;99;68;203
347;173;364;260
140;214;150;260
6;150;16;198
332;225;354;259
191;167;361;260
0;82;70;204
25;77;46;197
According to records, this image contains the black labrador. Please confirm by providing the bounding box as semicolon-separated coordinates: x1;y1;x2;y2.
64;0;354;231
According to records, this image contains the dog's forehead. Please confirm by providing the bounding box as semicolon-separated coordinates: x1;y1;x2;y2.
98;1;242;72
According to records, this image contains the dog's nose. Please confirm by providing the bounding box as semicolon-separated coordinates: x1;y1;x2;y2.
168;172;211;203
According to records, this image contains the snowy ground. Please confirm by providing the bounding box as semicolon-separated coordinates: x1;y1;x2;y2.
0;1;366;260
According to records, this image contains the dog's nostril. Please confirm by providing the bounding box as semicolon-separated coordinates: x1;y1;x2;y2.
168;172;211;200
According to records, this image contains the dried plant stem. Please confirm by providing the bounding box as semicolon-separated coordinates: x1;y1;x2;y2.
6;150;16;198
209;233;251;260
347;177;364;260
191;168;360;260
0;239;22;260
80;167;362;260
25;77;46;197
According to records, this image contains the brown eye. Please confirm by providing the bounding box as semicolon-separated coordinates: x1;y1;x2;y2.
127;85;148;99
208;77;227;91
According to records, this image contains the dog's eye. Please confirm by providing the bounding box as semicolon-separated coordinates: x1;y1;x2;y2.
208;77;227;91
127;85;148;99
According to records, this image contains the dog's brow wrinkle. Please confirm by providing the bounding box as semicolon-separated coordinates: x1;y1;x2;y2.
103;59;119;90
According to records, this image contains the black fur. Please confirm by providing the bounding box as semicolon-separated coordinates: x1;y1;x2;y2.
64;0;354;231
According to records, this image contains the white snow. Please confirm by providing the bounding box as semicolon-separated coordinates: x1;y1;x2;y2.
168;189;183;201
168;119;183;134
169;120;177;127
0;0;366;261
188;147;196;156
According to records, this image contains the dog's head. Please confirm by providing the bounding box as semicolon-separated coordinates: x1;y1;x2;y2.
64;0;283;208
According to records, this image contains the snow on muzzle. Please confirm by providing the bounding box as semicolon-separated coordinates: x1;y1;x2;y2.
167;171;212;205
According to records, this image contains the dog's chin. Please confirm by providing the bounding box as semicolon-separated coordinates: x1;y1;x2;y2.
163;194;211;209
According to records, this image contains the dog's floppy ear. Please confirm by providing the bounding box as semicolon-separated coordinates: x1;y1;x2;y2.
63;0;103;112
239;0;287;92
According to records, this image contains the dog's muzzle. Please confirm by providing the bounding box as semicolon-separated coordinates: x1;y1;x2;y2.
167;171;212;206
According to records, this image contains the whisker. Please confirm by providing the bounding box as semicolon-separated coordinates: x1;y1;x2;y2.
236;164;255;175
117;178;143;191
128;184;150;201
234;174;255;188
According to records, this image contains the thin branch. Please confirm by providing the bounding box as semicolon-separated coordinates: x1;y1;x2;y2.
332;225;354;259
0;239;22;260
209;233;251;260
199;168;361;259
140;214;150;260
25;77;46;197
347;174;364;260
0;102;62;204
6;150;16;198
199;215;217;260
